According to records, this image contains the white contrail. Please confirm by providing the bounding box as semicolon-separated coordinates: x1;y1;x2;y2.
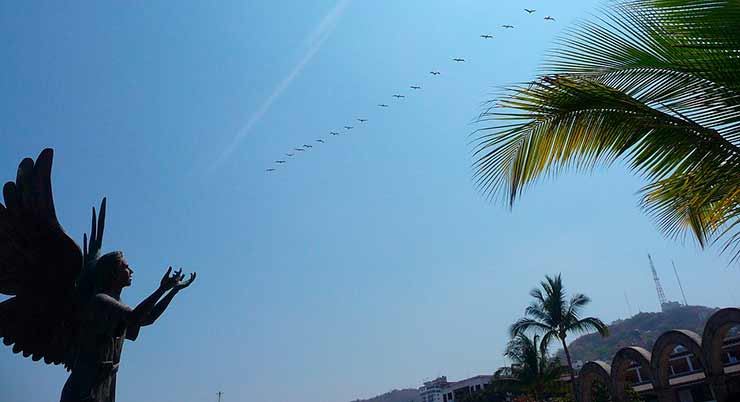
211;0;352;170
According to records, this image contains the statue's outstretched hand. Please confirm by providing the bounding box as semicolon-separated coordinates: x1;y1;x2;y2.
159;267;184;291
174;272;196;291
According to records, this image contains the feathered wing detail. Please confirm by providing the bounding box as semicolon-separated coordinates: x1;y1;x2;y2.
0;149;84;366
77;198;107;305
63;199;107;370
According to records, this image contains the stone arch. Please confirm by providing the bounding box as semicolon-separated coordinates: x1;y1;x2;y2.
701;308;740;402
702;307;740;376
650;329;705;390
611;346;653;402
580;360;614;402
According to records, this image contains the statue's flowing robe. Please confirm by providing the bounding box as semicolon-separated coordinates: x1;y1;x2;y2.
60;294;140;402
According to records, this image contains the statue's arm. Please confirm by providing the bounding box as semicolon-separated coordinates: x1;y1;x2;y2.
139;271;196;326
127;267;180;325
129;286;167;325
141;289;177;326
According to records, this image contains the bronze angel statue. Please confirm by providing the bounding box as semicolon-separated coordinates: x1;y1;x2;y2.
0;149;196;402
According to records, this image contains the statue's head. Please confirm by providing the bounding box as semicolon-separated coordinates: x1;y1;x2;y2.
94;251;133;292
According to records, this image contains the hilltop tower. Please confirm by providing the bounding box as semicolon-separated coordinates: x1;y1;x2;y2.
648;254;667;306
648;254;681;312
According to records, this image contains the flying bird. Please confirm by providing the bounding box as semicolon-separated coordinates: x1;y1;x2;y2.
453;58;465;62
344;126;354;130
430;71;441;75
480;34;493;39
357;119;367;122
544;16;555;21
502;24;514;28
303;144;313;148
266;168;276;172
393;94;405;98
275;160;286;164
316;139;325;143
378;104;389;107
294;148;305;151
410;86;421;90
286;153;295;157
524;8;536;13
330;131;339;135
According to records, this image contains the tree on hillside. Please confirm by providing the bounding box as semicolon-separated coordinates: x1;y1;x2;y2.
472;0;740;260
511;274;608;402
491;333;565;401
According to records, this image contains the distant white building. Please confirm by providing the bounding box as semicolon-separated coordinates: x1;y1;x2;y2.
419;376;449;402
440;375;492;402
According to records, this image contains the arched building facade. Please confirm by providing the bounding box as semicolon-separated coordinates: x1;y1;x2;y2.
577;308;740;402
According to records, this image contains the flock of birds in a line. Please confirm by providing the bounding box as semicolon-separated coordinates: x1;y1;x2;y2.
265;9;556;173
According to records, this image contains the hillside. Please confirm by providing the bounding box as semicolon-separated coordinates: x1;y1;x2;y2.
560;305;719;363
349;389;419;402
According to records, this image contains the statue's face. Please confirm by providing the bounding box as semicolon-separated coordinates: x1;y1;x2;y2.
113;258;133;288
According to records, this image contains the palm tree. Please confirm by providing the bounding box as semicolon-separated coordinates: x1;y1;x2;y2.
492;333;564;401
472;0;740;260
510;274;608;402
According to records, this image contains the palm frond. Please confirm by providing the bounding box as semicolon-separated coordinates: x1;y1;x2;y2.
548;0;740;93
540;330;559;350
474;76;740;203
498;333;564;399
641;165;740;251
473;0;740;254
529;288;546;305
566;293;591;320
525;302;554;325
510;317;553;338
569;316;610;337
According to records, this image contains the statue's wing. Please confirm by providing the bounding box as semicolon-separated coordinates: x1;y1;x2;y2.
0;149;84;365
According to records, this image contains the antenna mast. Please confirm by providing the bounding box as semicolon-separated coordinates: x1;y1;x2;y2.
672;260;688;306
624;291;633;317
648;254;667;309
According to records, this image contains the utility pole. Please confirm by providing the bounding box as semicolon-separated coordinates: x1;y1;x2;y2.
217;391;224;402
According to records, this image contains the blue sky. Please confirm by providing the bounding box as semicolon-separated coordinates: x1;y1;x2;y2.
1;1;739;402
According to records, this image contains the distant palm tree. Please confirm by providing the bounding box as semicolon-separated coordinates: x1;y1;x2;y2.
492;333;564;401
511;274;608;402
472;0;740;260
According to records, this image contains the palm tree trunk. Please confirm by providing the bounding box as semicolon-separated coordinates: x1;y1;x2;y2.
561;337;579;402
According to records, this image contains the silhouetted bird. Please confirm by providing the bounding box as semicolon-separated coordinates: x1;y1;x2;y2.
453;58;465;62
410;86;421;89
316;139;325;143
266;168;276;172
480;34;493;39
286;153;295;157
275;160;286;164
393;94;405;98
524;8;536;13
544;16;555;21
378;104;389;107
502;24;514;28
344;126;354;130
357;118;367;122
295;148;305;151
303;144;313;148
430;71;441;75
330;131;340;135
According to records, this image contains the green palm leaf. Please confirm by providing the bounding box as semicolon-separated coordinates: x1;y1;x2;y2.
473;0;740;258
